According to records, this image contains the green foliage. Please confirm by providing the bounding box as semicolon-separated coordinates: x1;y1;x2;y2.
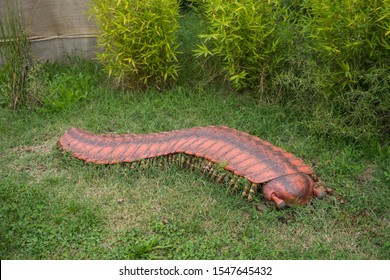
181;0;207;11
300;0;390;137
107;228;167;259
194;0;287;92
302;0;389;91
89;0;181;90
0;0;32;109
39;72;93;112
20;57;102;112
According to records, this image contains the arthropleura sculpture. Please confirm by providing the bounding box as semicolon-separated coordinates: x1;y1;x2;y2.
59;126;325;209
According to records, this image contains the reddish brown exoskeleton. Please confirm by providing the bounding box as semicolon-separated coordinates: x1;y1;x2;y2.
59;126;325;209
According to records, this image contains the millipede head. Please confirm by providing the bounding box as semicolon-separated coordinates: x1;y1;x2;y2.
262;173;315;208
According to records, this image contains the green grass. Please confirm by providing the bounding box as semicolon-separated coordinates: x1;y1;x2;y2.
0;11;389;260
1;69;389;259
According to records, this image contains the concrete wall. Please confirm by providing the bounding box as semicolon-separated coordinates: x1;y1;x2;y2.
0;0;98;61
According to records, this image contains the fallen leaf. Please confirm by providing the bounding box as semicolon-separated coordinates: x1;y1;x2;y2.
326;187;335;195
256;203;266;212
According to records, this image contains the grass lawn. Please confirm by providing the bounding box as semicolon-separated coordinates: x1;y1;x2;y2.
0;12;389;260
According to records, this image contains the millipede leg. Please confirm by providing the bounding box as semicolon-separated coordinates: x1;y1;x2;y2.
167;154;174;165
179;154;186;169
222;172;232;187
199;159;207;173
202;161;212;175
241;185;250;198
175;153;182;167
313;187;325;199
231;183;240;194
206;165;214;178
211;168;219;181
216;172;227;184
165;155;170;168
129;161;139;170
186;157;196;171
194;158;203;171
311;174;326;199
190;157;196;170
247;183;258;202
229;175;240;194
139;159;147;170
157;156;165;169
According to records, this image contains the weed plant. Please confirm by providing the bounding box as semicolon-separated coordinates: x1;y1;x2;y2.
37;57;103;112
0;0;32;109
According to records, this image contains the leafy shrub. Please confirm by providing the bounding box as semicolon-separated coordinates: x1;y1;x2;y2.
300;0;390;137
36;59;102;112
302;0;389;91
39;73;90;112
15;57;102;112
194;0;288;93
89;0;181;90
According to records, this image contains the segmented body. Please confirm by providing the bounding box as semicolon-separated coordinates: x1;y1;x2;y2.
59;126;324;208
